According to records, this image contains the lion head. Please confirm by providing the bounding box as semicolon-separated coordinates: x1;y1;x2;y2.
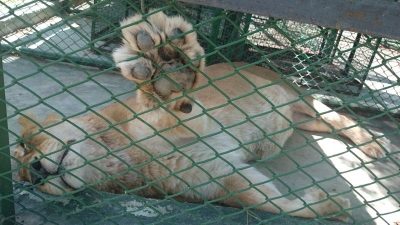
14;113;143;195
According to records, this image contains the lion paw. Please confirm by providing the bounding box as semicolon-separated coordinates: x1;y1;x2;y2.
304;189;351;222
136;31;155;52
357;132;391;158
113;10;205;101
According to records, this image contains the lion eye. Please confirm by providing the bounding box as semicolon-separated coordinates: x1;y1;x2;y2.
19;141;30;154
31;157;42;171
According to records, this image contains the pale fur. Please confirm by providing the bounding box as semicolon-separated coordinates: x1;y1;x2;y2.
14;11;392;222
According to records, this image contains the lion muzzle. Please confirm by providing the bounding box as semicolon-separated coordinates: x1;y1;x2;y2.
30;159;51;185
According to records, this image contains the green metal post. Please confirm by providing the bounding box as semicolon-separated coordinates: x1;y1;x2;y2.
237;13;253;59
206;9;223;65
318;28;338;61
344;33;362;75
221;11;243;61
0;55;16;225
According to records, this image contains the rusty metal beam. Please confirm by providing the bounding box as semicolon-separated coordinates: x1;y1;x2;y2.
177;0;400;40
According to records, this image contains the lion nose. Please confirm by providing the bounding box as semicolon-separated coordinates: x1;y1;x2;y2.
30;158;50;185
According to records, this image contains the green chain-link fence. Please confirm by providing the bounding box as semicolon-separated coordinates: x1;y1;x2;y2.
1;0;400;224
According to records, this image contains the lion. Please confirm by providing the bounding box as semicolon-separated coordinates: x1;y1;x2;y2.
14;10;391;222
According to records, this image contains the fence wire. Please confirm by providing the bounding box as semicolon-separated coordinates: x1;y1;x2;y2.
1;0;400;224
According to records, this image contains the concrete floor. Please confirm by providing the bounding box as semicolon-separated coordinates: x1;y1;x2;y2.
2;53;400;224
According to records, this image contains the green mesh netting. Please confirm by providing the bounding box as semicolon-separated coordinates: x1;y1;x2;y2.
1;0;399;224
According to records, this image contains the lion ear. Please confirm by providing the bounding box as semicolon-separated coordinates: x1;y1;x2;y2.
43;113;61;126
45;113;60;121
18;113;38;130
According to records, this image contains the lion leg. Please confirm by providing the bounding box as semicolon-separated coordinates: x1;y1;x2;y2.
138;156;350;221
293;96;391;158
217;169;350;222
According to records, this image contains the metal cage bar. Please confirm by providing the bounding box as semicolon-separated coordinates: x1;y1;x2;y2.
0;53;15;225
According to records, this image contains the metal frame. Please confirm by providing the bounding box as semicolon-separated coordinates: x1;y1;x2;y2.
0;57;15;225
177;0;400;40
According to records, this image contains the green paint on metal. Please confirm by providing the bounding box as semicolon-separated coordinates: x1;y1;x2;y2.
0;51;16;225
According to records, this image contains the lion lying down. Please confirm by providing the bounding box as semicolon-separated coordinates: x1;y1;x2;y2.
15;10;391;222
